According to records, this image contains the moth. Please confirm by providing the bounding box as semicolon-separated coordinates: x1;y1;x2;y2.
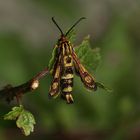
49;17;97;104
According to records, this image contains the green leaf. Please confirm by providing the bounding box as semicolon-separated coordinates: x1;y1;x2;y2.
75;35;101;72
4;105;36;136
16;110;36;136
95;82;113;92
4;105;23;120
48;45;58;71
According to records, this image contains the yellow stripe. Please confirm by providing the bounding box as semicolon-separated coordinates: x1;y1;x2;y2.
54;66;60;78
62;44;65;55
63;86;72;92
79;64;86;72
61;74;74;79
69;45;73;53
66;44;70;54
64;63;73;67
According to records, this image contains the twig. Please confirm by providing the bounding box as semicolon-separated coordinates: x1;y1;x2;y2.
0;67;49;103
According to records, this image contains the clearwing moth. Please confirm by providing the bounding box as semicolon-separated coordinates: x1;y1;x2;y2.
49;17;97;104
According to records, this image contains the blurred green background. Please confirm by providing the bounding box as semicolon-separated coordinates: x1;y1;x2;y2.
0;0;140;140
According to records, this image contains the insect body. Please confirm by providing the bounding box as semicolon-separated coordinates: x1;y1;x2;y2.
49;17;97;104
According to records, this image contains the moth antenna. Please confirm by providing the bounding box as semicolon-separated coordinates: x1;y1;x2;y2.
52;17;64;35
65;17;86;36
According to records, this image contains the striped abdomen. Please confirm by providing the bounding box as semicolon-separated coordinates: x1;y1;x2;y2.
61;55;74;103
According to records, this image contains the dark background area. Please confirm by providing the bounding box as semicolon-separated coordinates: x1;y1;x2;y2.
0;0;140;140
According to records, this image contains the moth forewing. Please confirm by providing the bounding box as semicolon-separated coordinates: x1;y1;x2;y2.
49;54;62;98
72;51;97;91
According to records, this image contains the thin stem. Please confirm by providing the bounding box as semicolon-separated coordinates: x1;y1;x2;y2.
0;67;49;103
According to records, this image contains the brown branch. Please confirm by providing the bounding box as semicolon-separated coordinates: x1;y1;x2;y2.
0;67;49;103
